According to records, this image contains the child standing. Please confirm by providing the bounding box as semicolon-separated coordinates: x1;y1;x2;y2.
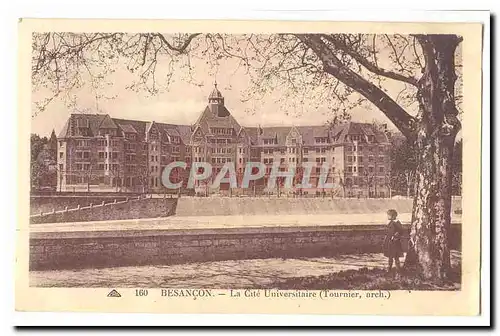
383;209;404;274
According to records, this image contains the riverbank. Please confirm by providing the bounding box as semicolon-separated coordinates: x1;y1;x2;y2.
267;266;461;290
30;251;461;289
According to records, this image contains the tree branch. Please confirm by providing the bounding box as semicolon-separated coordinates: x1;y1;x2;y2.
155;33;201;53
322;34;419;87
296;34;417;140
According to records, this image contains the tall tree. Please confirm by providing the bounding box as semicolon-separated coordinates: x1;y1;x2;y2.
30;134;49;189
48;129;58;159
32;32;462;279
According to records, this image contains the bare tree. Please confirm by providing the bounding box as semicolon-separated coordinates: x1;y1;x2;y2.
32;32;462;280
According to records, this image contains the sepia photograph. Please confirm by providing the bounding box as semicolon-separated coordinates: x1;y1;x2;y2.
15;18;484;316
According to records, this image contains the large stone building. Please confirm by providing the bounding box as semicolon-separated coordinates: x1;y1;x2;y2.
56;85;392;197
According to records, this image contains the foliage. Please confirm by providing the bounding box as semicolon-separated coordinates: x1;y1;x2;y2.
389;137;462;196
31;133;57;189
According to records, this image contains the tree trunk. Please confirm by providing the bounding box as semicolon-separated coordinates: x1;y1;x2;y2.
404;35;462;280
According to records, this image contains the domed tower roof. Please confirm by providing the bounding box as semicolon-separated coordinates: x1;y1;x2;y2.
208;82;223;100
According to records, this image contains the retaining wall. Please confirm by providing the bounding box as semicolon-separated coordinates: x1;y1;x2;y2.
30;198;178;224
30;196;133;215
174;197;462;216
30;223;461;271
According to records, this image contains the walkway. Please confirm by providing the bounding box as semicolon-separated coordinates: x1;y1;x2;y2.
30;213;461;233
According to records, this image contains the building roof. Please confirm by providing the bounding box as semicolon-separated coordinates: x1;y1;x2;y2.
56;88;389;146
118;124;138;134
98;114;118;129
194;105;242;134
208;84;224;99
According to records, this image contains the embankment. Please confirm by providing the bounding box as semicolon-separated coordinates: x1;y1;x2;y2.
174;197;462;216
30;195;135;215
30;222;461;271
30;198;178;224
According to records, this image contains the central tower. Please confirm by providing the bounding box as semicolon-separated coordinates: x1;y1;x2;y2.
208;82;227;117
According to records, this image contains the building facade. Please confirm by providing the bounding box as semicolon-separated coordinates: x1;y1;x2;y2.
56;85;392;197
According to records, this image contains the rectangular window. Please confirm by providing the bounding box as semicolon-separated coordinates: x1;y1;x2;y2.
303;148;308;154
59;152;63;159
379;166;385;173
347;166;353;172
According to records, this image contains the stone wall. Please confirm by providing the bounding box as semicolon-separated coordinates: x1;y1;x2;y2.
30;195;134;215
30;198;178;224
30;223;462;271
174;197;462;217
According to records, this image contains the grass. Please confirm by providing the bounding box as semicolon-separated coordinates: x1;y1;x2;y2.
268;266;461;290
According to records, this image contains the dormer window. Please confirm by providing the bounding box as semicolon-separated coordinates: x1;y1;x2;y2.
315;137;328;144
263;138;277;145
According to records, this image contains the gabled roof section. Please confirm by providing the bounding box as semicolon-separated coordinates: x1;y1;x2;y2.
112;118;148;141
194;105;241;134
244;127;259;145
258;126;292;146
296;125;330;145
58;119;71;138
58;113;113;138
330;122;390;144
98;114;118;129
119;124;138;134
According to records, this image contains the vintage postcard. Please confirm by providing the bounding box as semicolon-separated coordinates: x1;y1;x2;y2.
16;18;483;317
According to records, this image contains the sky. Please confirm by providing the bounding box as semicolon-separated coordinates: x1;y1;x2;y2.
31;34;418;137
